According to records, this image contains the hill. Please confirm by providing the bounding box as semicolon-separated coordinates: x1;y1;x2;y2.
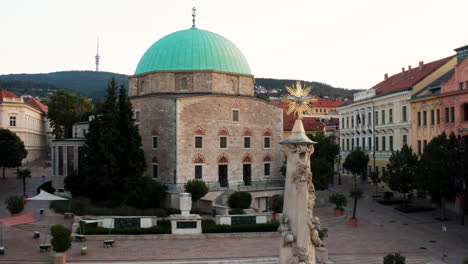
0;71;128;101
0;71;358;100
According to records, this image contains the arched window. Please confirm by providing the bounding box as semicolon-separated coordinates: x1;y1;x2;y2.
182;78;188;90
138;80;145;94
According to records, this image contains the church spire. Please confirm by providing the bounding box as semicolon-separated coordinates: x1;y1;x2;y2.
192;7;197;28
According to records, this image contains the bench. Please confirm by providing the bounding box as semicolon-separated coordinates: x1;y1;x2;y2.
103;240;115;248
39;244;51;252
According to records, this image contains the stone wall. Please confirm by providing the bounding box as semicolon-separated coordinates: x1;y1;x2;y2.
129;70;254;97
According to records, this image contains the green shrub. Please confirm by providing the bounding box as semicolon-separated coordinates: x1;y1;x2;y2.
228;192;252;209
329;192;347;209
185;179;209;202
383;253;405;264
228;208;245;215
202;220;279;233
463;259;468;264
36;181;55;194
350;188;363;200
50;225;72;252
71;197;91;215
269;194;283;213
5;196;24;214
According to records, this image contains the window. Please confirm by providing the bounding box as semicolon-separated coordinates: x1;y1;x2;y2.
264;163;271;176
389;109;393;123
362;113;366;126
232;109;240;122
195;136;203;149
374;111;379;125
464;104;468;121
346;117;349;128
402;135;407;146
375;137;379;151
135;110;140;123
244;136;251;149
152;136;158;149
437;109;440;124
402;106;407;121
341;118;345;129
382;136;386;151
195;165;203;179
381;110;386;124
152;163;159;178
445;107;449;123
423;140;427;150
368;112;372;125
9;116;16;127
389;136;394;151
264;136;271;149
351;138;354;150
430;110;435;125
423;111;427;126
417;112;421;126
58;146;64;176
362;137;366;149
66;146;74;176
356;138;360;148
368;137;372;151
417;140;421;154
342;139;345;149
375;166;379;176
346;138;349;150
382;167;386;177
351;116;354;128
220;136;227;149
460;82;465;90
450;107;455;123
181;78;188;90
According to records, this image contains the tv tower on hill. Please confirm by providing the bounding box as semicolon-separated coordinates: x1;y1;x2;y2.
95;37;100;71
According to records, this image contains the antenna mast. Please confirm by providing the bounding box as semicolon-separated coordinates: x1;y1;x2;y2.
95;37;100;72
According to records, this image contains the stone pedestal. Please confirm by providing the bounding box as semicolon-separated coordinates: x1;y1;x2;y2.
170;192;202;235
278;119;320;264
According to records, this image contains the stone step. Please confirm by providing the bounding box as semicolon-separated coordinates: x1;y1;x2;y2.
330;255;435;264
69;257;279;264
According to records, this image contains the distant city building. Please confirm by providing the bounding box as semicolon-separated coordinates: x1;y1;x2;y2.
411;45;468;155
128;21;283;211
51;120;90;195
337;55;455;177
0;89;50;161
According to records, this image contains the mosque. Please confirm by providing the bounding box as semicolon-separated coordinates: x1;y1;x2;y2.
128;10;284;210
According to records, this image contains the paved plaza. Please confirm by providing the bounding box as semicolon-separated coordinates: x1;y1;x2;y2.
0;167;467;263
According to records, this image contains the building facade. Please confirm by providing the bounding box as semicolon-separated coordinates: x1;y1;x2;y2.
338;55;455;177
128;24;284;210
0;90;50;161
411;45;468;155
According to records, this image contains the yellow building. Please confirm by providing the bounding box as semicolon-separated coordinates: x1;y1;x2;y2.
337;56;455;177
0;89;50;161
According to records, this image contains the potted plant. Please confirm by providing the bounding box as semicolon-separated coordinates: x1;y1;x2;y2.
50;225;72;261
5;196;24;215
383;253;405;264
269;194;283;220
329;192;347;216
349;188;363;227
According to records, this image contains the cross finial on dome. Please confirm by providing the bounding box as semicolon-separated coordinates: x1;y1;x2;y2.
192;7;197;28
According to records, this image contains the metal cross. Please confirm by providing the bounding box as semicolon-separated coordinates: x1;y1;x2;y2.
192;7;197;27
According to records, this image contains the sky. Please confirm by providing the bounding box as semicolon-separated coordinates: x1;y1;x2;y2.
1;0;467;90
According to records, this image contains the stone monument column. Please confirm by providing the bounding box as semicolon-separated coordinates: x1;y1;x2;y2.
278;119;321;264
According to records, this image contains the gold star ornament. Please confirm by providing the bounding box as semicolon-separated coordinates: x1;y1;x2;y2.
282;81;317;120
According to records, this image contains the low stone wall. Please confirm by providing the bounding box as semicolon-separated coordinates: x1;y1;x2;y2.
215;214;270;225
72;216;158;233
82;232;279;241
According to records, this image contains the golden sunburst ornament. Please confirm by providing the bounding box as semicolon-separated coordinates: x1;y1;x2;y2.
282;81;317;120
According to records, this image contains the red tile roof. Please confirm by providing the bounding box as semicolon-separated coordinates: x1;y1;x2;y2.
0;89;19;101
274;101;341;131
373;56;454;96
26;98;48;113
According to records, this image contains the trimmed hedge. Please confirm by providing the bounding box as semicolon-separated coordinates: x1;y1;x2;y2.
201;219;279;233
50;225;72;252
79;220;171;235
228;192;252;209
50;199;177;217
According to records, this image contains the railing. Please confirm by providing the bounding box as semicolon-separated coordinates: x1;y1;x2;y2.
165;178;285;192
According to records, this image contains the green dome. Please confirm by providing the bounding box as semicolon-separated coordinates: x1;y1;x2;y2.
135;27;252;75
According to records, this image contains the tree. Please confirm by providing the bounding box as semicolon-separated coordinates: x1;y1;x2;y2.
0;129;27;179
65;78;147;206
185;179;209;202
50;225;72;253
369;171;380;195
308;132;340;189
383;253;406;264
343;147;369;186
5;196;24;214
416;133;459;220
228;192;252;209
384;145;418;208
269;194;284;213
47;90;93;139
349;188;363;219
16;168;31;197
